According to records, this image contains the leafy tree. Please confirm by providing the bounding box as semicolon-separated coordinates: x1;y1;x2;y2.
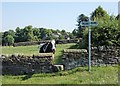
79;27;88;49
3;30;15;37
56;29;61;33
91;6;119;47
33;36;39;41
0;32;3;45
73;6;120;48
33;28;41;40
46;29;54;40
116;14;120;20
1;25;72;45
72;29;77;37
15;27;24;42
2;30;15;45
40;28;54;40
40;28;48;39
91;6;109;21
76;14;88;38
4;35;14;46
61;30;66;34
15;25;35;42
23;25;34;41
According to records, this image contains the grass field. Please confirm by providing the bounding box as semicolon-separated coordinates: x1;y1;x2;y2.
1;43;119;84
2;43;76;64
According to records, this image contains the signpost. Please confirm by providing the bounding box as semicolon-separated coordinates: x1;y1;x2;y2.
80;18;98;72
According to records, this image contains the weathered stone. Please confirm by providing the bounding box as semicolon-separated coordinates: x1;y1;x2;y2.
62;47;120;70
64;49;87;53
2;53;54;75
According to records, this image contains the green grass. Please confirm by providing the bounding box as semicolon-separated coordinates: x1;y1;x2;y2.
2;43;76;64
2;45;40;55
54;43;76;64
2;66;119;84
2;43;76;54
1;43;119;84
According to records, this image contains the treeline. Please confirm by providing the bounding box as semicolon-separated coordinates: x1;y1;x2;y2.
1;26;74;46
1;6;120;47
72;6;120;48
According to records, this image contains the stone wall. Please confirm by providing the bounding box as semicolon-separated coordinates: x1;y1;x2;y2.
62;46;120;70
13;40;51;47
62;49;88;70
1;53;55;75
1;46;120;74
91;46;120;66
12;39;79;47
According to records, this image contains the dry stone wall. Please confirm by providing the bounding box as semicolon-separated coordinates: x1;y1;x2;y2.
1;53;55;75
1;46;120;75
91;46;120;66
13;39;79;47
13;40;51;47
62;49;88;70
62;46;120;70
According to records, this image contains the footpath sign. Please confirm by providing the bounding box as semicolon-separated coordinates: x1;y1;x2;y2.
80;21;98;27
80;18;98;72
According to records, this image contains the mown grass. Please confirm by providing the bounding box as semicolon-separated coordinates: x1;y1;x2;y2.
1;43;119;84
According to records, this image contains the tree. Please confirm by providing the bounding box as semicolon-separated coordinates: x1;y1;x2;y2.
33;28;41;40
15;27;24;42
116;14;120;20
91;6;119;47
0;32;3;45
79;28;88;49
1;25;72;45
73;6;120;49
23;25;34;41
2;30;15;45
72;29;77;37
46;29;54;40
91;6;109;21
3;30;15;37
4;35;14;46
61;30;66;34
40;28;54;40
76;14;88;38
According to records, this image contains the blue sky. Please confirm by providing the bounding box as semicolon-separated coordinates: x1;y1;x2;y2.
1;2;118;32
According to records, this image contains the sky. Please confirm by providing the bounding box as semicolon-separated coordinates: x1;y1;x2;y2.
1;1;119;32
